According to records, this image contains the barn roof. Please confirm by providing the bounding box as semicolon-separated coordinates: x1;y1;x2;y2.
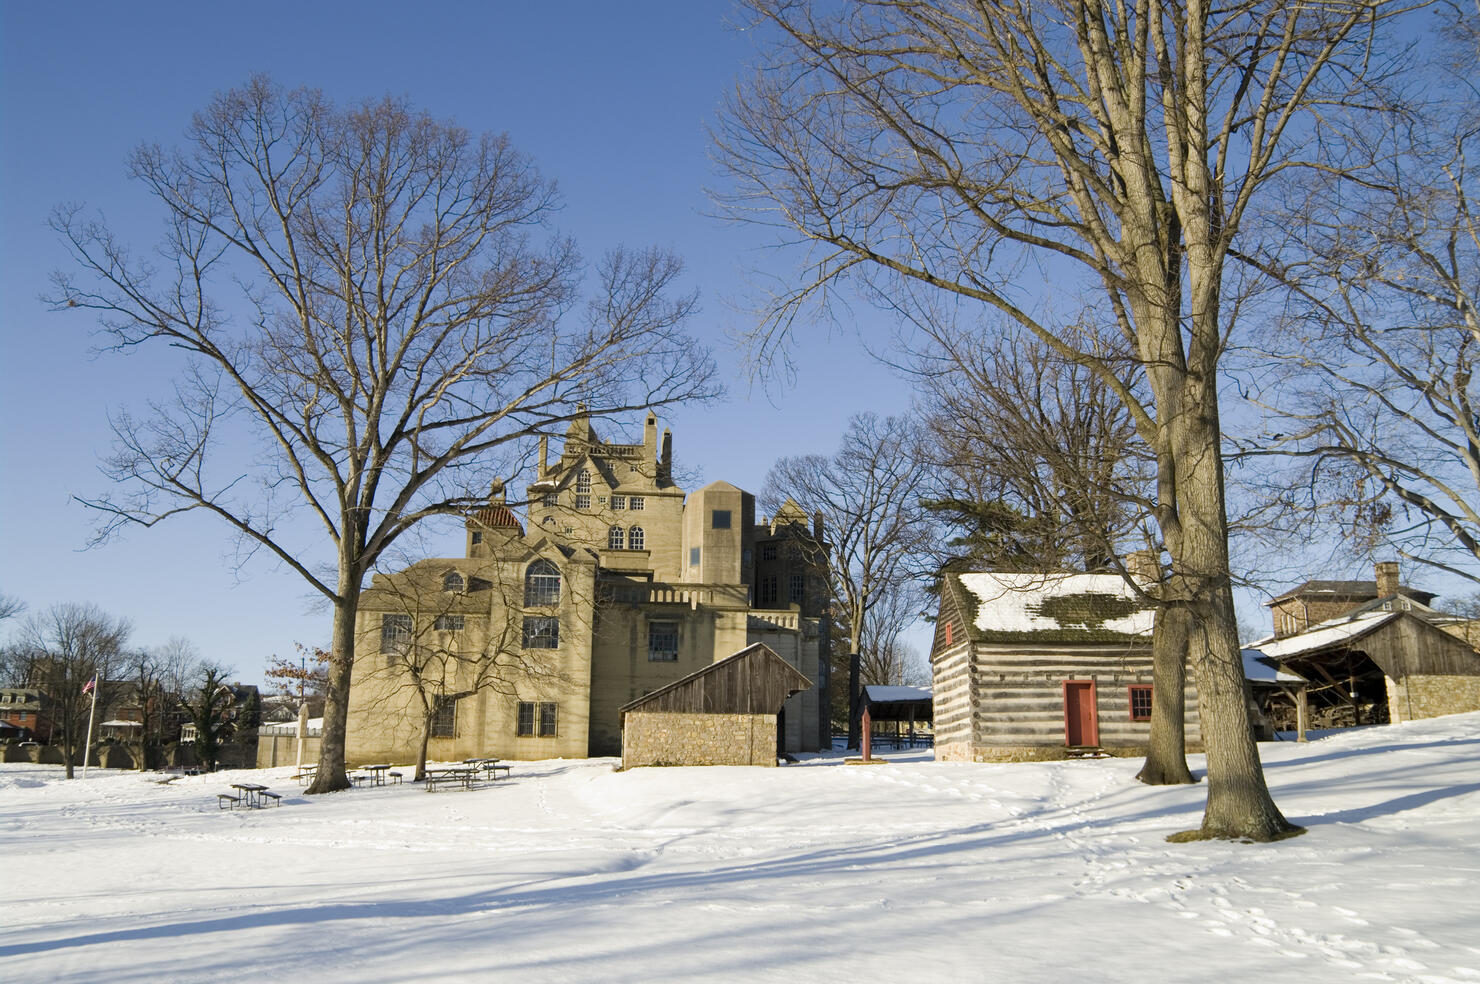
861;685;933;723
1240;648;1306;684
619;643;812;715
1266;579;1436;607
948;571;1154;644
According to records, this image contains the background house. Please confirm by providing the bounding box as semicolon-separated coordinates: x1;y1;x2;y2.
931;570;1200;761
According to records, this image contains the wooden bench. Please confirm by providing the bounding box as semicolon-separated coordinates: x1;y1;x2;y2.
218;793;241;810
483;763;512;780
260;791;282;806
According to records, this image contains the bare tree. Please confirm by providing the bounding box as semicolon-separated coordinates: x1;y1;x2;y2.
763;413;935;662
1244;9;1479;587
49;77;718;793
856;580;931;688
264;644;331;717
180;662;235;773
715;0;1407;840
919;328;1151;572
11;604;130;778
917;328;1193;782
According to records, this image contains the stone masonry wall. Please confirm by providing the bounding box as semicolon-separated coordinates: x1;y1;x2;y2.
1387;675;1480;723
622;712;777;768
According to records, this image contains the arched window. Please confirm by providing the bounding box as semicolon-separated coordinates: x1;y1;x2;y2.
608;526;625;550
525;559;561;606
442;571;464;592
628;526;644;551
575;469;592;494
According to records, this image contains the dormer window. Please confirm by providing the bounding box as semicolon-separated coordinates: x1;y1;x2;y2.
443;572;464;592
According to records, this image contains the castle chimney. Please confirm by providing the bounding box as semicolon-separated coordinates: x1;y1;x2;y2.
1375;560;1401;598
813;511;825;541
537;435;548;477
644;411;658;464
660;429;672;475
1127;549;1161;585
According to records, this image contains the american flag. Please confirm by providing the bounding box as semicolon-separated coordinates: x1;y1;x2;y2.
82;676;96;695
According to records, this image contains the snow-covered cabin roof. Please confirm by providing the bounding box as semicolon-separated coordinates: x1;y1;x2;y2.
951;572;1155;643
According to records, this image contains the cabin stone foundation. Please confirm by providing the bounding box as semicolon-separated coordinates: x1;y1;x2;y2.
937;742;1205;763
1386;675;1480;724
622;711;777;767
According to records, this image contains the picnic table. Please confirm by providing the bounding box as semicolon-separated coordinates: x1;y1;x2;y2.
424;766;479;792
293;764;317;785
221;782;280;809
464;758;512;781
354;764;393;787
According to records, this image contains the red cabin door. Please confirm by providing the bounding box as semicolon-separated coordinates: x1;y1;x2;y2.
1064;681;1098;746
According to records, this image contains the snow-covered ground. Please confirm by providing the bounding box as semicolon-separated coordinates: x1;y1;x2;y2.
4;715;1479;984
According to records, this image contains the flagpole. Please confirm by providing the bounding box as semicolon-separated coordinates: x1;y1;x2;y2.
82;669;101;779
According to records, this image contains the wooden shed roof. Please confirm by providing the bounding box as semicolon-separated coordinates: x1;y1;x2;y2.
619;643;813;715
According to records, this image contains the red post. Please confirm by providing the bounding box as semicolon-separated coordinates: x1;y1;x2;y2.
861;706;873;761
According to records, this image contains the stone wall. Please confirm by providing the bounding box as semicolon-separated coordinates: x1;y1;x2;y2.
622;711;777;768
1386;674;1480;723
256;733;323;769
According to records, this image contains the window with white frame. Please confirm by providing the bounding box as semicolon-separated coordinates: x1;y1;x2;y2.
628;496;645;510
608;526;625;549
434;614;464;631
443;571;464;592
628;526;644;550
576;470;592;493
611;495;626;510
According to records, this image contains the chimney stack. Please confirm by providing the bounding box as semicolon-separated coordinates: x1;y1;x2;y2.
660;429;672;476
1375;560;1401;598
1127;549;1161;585
537;435;548;477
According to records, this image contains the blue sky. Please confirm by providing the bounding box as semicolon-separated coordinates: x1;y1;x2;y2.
3;3;1466;684
0;2;917;681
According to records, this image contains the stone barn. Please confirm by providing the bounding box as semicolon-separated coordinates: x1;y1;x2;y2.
620;643;813;768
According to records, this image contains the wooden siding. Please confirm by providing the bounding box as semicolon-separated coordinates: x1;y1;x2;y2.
1366;616;1480;679
620;643;812;715
967;642;1200;749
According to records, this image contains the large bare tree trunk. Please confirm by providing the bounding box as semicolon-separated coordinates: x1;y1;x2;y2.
1137;605;1195;785
1169;406;1299;840
307;596;357;794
